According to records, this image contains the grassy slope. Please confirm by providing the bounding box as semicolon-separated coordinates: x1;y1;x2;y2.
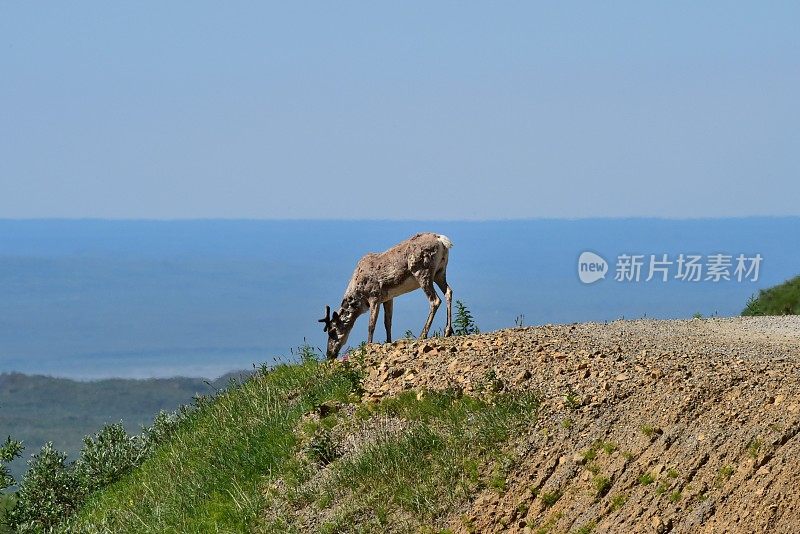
0;372;248;482
68;359;357;532
65;356;537;533
742;275;800;316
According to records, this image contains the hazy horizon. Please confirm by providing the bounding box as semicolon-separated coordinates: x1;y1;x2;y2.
1;218;796;380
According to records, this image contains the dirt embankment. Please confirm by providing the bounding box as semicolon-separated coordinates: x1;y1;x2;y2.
357;317;800;533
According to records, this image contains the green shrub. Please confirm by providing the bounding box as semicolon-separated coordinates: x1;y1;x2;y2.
7;443;82;532
0;435;22;534
0;494;16;533
453;300;479;336
142;408;186;449
9;423;149;531
0;436;23;491
306;428;340;466
75;423;146;493
742;275;800;316
7;400;203;532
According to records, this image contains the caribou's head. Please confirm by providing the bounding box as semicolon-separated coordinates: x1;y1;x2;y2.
318;305;352;359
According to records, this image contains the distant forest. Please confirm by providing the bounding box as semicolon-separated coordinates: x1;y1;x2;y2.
0;371;250;482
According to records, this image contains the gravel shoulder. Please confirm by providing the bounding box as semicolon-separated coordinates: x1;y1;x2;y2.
356;316;800;533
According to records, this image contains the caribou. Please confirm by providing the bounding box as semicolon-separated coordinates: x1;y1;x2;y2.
319;232;454;359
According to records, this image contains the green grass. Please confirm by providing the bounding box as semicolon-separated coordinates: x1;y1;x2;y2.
601;442;617;455
267;389;539;531
666;468;679;479
581;440;615;465
540;491;562;508
640;424;656;438
68;358;358;532
63;353;540;532
534;511;563;534
564;392;581;409
609;493;626;512
747;438;762;459
592;476;611;499
573;520;596;534
715;465;735;487
742;275;800;316
638;473;654;486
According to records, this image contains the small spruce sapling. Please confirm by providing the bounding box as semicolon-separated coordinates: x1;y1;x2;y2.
453;300;479;336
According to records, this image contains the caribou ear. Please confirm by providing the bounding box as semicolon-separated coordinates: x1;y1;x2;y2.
331;311;339;322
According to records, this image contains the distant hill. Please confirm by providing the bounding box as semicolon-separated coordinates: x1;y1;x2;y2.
742;275;800;316
3;218;800;379
0;371;250;482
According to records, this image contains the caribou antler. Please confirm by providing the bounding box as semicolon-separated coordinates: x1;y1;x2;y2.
318;305;332;332
319;305;341;340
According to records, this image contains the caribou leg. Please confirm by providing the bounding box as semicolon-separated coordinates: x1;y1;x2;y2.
383;299;394;343
367;300;380;343
414;270;441;339
434;271;454;337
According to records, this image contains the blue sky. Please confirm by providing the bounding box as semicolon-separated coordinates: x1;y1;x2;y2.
1;3;798;219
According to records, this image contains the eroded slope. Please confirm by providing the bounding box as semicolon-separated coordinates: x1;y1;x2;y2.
357;317;800;533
